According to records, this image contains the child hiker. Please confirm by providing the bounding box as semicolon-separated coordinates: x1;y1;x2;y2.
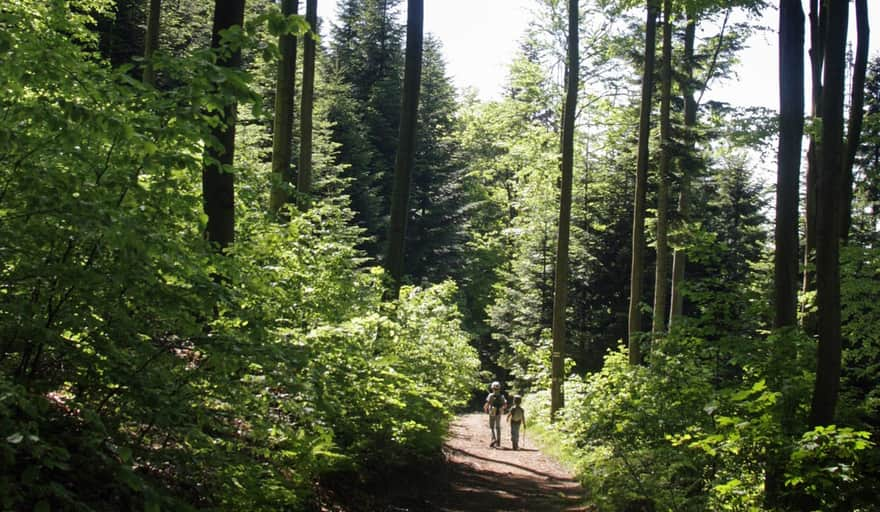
484;381;507;448
506;394;526;450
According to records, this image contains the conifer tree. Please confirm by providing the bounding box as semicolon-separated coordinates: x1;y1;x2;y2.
406;37;469;283
551;0;578;417
386;0;423;288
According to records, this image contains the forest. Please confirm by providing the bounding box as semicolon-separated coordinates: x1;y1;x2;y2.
1;0;878;510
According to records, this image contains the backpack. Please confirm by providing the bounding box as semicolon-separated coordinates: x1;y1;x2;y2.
509;405;524;422
488;392;504;416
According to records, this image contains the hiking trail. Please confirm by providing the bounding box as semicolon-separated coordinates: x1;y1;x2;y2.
321;412;591;511
433;412;590;511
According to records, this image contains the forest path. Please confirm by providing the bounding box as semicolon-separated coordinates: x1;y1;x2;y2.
423;412;591;511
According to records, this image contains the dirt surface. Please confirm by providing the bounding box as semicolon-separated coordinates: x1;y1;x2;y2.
430;412;590;512
318;413;590;511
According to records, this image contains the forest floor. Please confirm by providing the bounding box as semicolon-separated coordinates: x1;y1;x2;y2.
320;412;591;511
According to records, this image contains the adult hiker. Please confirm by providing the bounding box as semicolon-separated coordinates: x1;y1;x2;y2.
506;394;527;450
484;381;507;448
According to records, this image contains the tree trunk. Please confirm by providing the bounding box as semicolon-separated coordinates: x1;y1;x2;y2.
551;0;579;420
143;0;161;86
385;0;423;290
802;0;824;324
269;0;299;215
774;0;805;330
809;0;848;428
669;8;696;326
651;0;672;337
203;0;246;251
765;1;804;506
297;0;318;208
841;0;869;243
628;0;658;364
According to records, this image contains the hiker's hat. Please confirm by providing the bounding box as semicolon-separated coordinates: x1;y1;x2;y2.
491;381;501;390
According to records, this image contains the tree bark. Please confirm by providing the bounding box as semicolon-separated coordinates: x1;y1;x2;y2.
809;0;848;428
628;0;658;364
386;0;423;290
841;0;869;243
765;2;804;504
203;0;246;251
669;8;696;326
551;0;579;420
774;0;805;330
651;0;672;336
297;0;318;207
802;0;824;322
143;0;161;86
269;0;299;215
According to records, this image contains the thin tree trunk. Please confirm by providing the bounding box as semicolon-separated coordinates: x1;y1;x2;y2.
841;0;869;243
203;0;246;251
765;1;804;504
669;8;696;326
802;0;824;322
269;0;299;215
651;0;672;336
143;0;161;86
809;0;848;428
297;0;318;207
774;0;805;330
628;0;658;364
551;0;579;420
386;0;423;290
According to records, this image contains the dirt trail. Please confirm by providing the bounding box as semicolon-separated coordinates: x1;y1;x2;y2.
426;412;590;511
320;412;590;511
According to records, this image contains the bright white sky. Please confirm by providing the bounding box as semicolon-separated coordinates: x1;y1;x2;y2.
318;1;880;111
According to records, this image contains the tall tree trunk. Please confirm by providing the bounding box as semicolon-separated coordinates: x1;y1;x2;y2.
802;0;824;324
809;0;848;428
203;0;246;251
774;0;805;330
386;0;423;290
841;0;869;243
669;8;696;326
143;0;161;86
651;0;672;336
551;0;579;419
628;0;658;364
766;1;804;506
297;0;318;207
269;0;299;215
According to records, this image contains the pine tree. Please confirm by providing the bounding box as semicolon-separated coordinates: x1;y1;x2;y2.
326;0;404;257
406;37;469;283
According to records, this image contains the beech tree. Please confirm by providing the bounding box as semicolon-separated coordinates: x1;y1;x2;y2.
809;0;847;428
651;0;673;336
628;0;659;364
269;0;299;215
143;0;161;86
841;0;869;242
773;0;804;330
297;0;318;206
203;0;246;250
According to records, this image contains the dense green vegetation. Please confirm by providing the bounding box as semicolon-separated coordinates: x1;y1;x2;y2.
1;0;878;510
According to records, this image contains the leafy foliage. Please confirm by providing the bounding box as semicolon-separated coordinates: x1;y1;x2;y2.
0;1;479;509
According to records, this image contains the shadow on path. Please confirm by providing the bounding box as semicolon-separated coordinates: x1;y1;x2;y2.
445;445;571;481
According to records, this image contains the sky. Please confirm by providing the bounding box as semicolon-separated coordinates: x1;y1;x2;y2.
317;1;880;111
